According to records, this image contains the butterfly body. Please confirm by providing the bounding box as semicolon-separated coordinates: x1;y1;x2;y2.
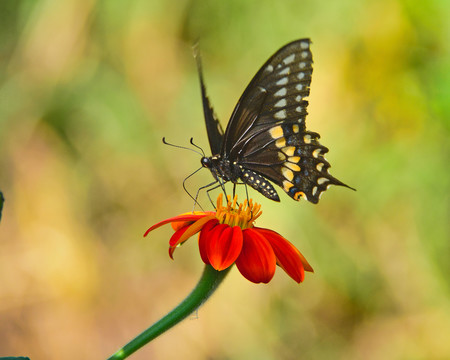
201;155;280;201
196;39;353;204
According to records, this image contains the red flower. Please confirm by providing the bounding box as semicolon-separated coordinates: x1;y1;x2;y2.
145;194;313;284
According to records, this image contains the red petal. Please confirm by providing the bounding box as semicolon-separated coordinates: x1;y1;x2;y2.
168;225;191;259
198;219;219;264
255;227;313;283
235;229;276;284
171;211;215;231
169;225;191;247
256;227;313;273
177;215;216;244
169;245;176;259
144;213;211;237
203;224;227;266
207;225;243;271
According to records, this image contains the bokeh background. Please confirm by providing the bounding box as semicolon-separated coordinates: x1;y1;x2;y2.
0;1;449;359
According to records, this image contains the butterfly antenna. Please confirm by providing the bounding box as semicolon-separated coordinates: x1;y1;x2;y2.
189;138;205;157
162;137;203;157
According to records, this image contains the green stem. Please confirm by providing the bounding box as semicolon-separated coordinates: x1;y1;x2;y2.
107;264;232;360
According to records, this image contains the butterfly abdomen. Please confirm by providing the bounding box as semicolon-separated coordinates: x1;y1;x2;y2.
241;169;280;201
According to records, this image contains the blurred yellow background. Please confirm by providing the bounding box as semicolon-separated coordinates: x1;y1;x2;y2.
0;1;449;359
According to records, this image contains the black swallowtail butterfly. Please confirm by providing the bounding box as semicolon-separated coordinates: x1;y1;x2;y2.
196;39;353;204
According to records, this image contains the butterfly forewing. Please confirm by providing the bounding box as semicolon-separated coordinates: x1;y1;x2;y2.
223;39;313;158
195;48;224;155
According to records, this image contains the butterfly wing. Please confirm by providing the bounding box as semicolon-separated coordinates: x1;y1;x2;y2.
222;39;312;157
195;48;224;155
222;39;353;203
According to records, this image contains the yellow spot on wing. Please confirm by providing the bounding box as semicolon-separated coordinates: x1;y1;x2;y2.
283;180;293;192
294;191;307;201
276;138;286;148
282;146;295;156
269;126;284;139
288;156;300;163
292;124;300;133
284;162;300;172
282;167;294;181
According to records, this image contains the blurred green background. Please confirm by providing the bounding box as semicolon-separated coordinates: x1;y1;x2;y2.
0;0;449;359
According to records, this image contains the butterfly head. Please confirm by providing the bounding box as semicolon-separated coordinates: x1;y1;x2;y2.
201;156;212;169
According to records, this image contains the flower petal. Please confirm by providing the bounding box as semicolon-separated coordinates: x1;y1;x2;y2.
235;229;276;284
168;225;191;259
207;225;243;271
203;223;227;265
255;227;313;283
169;225;191;248
198;219;219;264
171;211;215;231
144;213;211;236
176;214;216;244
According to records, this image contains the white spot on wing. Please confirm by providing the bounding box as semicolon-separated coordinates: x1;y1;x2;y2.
300;41;309;50
274;99;287;108
297;72;305;80
296;106;303;113
299;62;306;69
274;87;287;97
296;84;303;91
283;54;295;65
266;65;273;72
274;109;287;119
278;67;290;75
295;95;302;102
276;77;288;86
318;177;328;185
301;51;309;59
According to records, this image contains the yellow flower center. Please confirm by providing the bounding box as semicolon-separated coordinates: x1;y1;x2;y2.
215;193;262;229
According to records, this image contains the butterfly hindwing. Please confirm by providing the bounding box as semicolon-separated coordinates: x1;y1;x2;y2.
239;125;350;203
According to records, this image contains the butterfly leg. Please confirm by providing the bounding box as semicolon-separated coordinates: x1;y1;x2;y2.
243;183;254;220
183;166;204;211
206;182;224;208
194;179;219;211
230;182;252;218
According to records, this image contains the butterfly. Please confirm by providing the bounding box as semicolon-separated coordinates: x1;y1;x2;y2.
196;39;353;204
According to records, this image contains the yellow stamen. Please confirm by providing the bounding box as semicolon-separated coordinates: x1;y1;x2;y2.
215;193;262;229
